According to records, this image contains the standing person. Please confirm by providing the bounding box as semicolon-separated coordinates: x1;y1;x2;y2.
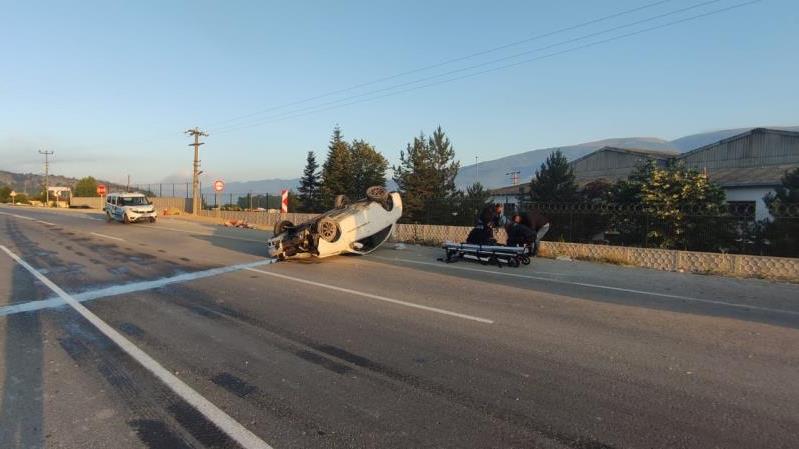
522;209;550;256
491;203;509;229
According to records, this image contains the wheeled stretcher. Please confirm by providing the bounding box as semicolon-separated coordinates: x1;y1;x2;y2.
440;241;532;267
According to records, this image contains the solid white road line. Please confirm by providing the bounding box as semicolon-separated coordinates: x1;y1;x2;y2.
0;258;277;317
12;214;35;220
36;220;56;226
246;267;494;324
373;256;799;317
0;245;273;449
90;232;125;241
89;232;125;242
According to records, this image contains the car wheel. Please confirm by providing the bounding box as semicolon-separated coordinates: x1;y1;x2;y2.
366;186;393;211
274;220;294;236
123;213;130;224
316;217;339;243
106;211;113;222
334;194;350;209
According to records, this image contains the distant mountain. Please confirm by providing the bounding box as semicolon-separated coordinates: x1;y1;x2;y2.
457;126;799;189
0;170;126;194
456;137;677;189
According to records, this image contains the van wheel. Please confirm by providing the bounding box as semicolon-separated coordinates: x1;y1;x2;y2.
317;217;339;242
106;211;113;222
123;213;131;224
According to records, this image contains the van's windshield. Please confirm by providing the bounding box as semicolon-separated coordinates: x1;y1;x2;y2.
119;197;149;206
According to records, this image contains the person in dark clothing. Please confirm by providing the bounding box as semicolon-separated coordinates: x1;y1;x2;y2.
467;204;504;245
520;210;550;255
506;214;535;247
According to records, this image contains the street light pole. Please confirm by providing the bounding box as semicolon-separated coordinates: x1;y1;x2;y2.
185;127;208;215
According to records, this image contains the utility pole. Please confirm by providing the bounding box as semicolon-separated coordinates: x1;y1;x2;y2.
185;127;208;215
475;156;479;184
39;150;54;206
126;174;130;192
506;170;520;186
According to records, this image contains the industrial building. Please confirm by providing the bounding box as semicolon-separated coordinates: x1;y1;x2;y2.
489;128;799;220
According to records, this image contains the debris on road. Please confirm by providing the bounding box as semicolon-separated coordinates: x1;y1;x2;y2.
162;207;182;216
556;255;573;261
393;243;407;250
223;219;257;229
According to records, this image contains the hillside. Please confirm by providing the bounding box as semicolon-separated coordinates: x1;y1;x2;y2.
0;170;126;195
456;126;799;189
455;137;676;189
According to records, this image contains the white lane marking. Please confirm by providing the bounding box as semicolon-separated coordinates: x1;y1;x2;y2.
0;245;273;449
37;220;56;226
90;232;125;242
12;214;35;221
373;256;799;317
0;258;277;317
246;267;494;324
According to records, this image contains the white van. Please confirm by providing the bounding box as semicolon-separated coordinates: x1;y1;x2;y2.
104;192;157;223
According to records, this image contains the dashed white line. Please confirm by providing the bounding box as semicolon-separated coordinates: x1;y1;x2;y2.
90;232;125;241
36;220;56;226
246;267;494;324
0;258;277;317
12;214;35;220
373;256;799;317
0;245;274;449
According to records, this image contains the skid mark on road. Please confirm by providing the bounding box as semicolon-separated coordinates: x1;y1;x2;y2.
374;256;799;317
246;267;494;324
1;245;274;449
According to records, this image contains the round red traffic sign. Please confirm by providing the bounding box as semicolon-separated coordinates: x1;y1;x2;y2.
213;180;225;192
96;184;107;195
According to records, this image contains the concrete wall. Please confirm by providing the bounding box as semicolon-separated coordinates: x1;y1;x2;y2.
71;196;190;212
390;223;799;280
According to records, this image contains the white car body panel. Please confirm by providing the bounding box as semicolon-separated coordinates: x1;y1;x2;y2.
105;192;157;223
267;192;402;259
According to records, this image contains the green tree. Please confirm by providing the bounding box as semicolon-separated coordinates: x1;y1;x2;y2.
763;168;799;257
350;139;388;195
454;182;491;226
320;126;353;207
74;176;99;197
297;151;322;212
640;161;727;250
528;150;577;203
0;185;11;202
393;126;460;223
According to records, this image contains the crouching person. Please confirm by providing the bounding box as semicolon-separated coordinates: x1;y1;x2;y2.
506;214;535;248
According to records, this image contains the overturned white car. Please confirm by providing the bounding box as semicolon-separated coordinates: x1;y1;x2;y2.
267;186;402;260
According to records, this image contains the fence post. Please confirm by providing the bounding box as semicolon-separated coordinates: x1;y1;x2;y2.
186;182;189;198
643;212;649;248
159;184;162;197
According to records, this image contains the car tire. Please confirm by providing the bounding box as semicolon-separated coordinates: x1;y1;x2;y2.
274;220;294;236
106;211;113;222
366;186;393;211
334;195;350;209
316;217;340;243
123;213;130;224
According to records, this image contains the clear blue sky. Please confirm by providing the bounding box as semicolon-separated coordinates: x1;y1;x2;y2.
1;0;796;185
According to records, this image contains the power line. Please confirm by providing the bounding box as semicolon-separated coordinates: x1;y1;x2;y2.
214;0;759;135
213;0;723;134
207;0;675;129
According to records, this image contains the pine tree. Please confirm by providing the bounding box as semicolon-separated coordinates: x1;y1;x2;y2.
350;139;388;195
393;126;460;223
297;151;322;212
320;126;353;207
528;150;577;202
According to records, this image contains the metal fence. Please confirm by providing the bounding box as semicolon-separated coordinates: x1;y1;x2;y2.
406;198;799;258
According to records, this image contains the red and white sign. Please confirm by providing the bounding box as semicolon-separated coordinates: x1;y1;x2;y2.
281;189;288;213
96;184;107;196
213;180;225;192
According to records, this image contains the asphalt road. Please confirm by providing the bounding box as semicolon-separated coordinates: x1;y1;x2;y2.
1;204;798;449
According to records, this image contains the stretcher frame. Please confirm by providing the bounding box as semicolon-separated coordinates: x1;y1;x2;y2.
440;241;532;267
